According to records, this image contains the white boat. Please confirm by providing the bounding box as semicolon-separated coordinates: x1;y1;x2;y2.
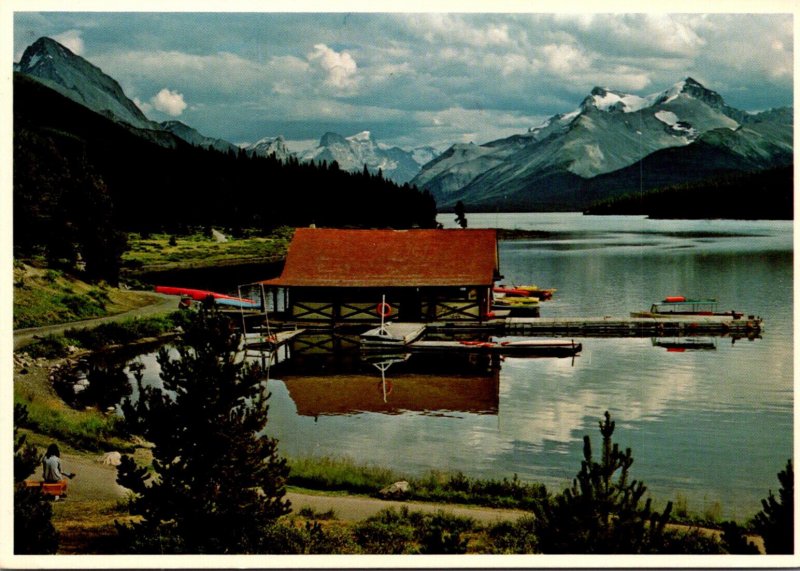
360;323;427;348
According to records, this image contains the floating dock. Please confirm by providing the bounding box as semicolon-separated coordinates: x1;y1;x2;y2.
502;315;762;337
243;329;305;354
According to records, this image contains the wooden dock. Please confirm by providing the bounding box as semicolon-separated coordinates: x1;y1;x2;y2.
503;315;762;337
242;329;305;354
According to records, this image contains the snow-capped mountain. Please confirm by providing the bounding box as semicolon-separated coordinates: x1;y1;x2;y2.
300;131;438;184
412;78;792;210
160;120;238;154
15;36;242;154
16;37;158;131
241;136;294;162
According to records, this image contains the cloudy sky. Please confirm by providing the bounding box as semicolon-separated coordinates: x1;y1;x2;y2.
11;8;794;152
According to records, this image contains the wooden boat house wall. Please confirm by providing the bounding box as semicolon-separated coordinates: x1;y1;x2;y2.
261;228;500;323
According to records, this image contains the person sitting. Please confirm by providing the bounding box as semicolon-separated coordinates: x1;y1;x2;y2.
41;444;75;499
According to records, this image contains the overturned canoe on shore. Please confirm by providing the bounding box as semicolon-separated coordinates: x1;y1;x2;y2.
155;285;259;308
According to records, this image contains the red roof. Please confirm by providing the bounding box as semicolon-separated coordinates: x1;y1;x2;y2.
262;228;498;287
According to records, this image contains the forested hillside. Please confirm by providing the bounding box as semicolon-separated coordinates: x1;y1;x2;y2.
584;166;792;220
14;73;438;281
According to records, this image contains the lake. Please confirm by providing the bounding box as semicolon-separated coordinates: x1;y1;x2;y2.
134;213;793;520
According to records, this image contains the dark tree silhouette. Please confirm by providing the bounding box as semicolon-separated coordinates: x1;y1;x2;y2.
115;308;291;553
532;411;672;553
753;459;794;554
454;201;468;228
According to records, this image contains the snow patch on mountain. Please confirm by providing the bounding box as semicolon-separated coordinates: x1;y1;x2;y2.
242;135;294;161
412;77;791;209
299;130;438;184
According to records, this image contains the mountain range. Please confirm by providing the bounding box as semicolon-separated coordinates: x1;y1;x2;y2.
14;37;434;184
14;37;793;212
411;78;792;211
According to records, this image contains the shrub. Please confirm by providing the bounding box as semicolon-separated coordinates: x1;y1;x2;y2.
481;516;538;554
353;509;416;554
24;334;76;359
352;507;476;555
59;293;105;319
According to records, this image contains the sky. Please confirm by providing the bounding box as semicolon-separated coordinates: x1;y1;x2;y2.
9;7;796;153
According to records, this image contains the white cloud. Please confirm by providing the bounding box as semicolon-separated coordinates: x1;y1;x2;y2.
151;88;187;116
540;43;592;74
52;29;84;55
308;43;358;90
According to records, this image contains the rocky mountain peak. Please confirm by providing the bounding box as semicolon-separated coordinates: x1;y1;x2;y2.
319;132;349;147
17;36;154;130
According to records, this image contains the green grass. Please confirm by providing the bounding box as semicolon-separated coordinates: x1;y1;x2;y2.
23;313;188;358
13;266;111;328
288;456;398;495
14;393;130;453
287;456;548;510
122;227;293;270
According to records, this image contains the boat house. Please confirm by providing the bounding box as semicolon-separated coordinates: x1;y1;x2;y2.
261;228;500;323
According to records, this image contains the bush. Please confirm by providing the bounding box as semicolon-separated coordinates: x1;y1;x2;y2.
352;507;476;555
24;334;76;359
353;510;416;554
481;516;538;554
59;293;106;319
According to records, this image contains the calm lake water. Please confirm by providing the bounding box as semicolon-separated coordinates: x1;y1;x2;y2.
134;213;793;520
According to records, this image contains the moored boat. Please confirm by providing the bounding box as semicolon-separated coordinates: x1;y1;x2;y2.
155;285;259;308
631;297;743;319
493;284;555;300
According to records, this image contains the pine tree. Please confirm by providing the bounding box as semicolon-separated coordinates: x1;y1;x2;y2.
532;411;671;553
753;459;794;554
14;404;59;554
115;308;291;553
454;201;468;228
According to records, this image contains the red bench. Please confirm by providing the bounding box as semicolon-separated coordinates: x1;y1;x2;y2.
23;479;68;497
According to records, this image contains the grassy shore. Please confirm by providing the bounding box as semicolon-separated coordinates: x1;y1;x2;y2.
121;227;293;274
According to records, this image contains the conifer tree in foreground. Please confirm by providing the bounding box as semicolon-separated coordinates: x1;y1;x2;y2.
753;459;794;554
532;411;672;554
115;308;291;553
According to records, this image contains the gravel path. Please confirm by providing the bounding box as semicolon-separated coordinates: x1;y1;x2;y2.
13;292;178;350
50;450;526;525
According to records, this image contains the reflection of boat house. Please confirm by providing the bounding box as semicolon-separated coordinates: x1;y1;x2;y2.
262;228;500;323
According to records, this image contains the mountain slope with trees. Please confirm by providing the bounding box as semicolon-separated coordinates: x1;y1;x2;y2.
13;73;438;282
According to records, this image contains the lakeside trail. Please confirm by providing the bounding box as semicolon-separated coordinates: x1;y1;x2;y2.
13;292;178;350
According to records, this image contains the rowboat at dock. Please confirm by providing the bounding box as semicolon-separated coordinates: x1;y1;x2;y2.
360;323;427;348
652;337;717;351
630;297;744;319
493;284;555;300
407;338;582;357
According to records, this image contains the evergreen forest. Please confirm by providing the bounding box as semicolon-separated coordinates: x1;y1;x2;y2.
13;73;439;280
583;166;792;219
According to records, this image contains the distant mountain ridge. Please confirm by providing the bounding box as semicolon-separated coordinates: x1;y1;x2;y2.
299;131;439;184
15;36;437;184
412;78;792;211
